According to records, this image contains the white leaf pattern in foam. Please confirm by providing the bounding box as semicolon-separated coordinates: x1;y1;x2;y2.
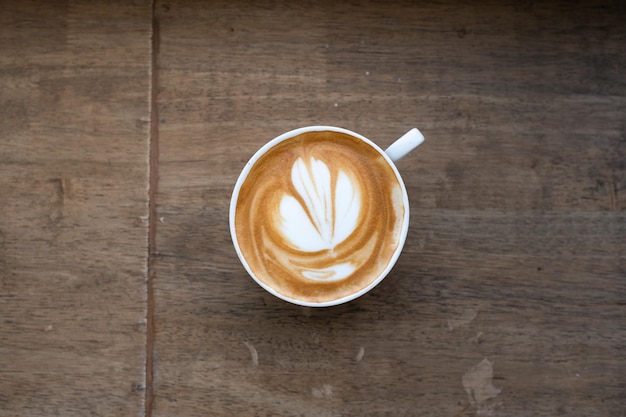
278;157;361;252
279;196;329;252
333;171;360;247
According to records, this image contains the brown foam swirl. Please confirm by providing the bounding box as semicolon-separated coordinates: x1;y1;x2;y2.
234;130;405;304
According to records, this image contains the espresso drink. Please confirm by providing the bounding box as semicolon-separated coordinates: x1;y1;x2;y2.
234;130;406;304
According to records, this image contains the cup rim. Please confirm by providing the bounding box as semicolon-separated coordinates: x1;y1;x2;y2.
229;126;410;307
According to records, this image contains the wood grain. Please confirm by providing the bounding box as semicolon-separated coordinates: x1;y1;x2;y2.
152;0;625;416
0;1;152;415
1;0;624;416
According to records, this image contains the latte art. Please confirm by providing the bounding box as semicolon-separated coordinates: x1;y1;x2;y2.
275;156;362;281
278;157;361;252
234;130;406;304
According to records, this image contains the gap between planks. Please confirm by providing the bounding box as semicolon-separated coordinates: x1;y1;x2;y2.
145;0;160;416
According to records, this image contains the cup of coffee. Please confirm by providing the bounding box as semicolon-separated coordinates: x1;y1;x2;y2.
230;126;424;307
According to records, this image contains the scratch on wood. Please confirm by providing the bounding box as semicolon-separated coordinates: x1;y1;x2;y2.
462;358;501;408
311;384;333;399
448;308;478;330
468;331;484;344
454;404;471;417
355;346;365;362
47;178;67;225
50;178;70;202
607;175;618;211
243;341;258;367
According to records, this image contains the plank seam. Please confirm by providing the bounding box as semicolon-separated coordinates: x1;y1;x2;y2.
145;1;160;416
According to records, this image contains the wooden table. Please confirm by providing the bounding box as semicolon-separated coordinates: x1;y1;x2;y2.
1;1;624;416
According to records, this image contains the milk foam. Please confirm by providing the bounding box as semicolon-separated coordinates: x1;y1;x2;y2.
277;157;361;253
301;263;356;282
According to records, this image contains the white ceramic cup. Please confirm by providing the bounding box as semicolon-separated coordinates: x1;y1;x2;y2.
230;126;424;307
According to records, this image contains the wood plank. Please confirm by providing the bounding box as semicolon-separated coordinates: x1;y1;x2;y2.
152;0;625;416
0;1;152;415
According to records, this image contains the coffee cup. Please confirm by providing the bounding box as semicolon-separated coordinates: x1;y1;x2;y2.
230;126;424;307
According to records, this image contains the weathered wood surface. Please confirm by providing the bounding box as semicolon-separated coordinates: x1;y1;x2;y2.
152;1;625;416
0;1;152;416
1;0;625;416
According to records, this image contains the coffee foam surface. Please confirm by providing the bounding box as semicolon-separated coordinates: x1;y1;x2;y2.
279;156;361;253
234;130;405;304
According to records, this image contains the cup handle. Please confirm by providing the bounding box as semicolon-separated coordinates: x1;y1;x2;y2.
384;128;425;162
